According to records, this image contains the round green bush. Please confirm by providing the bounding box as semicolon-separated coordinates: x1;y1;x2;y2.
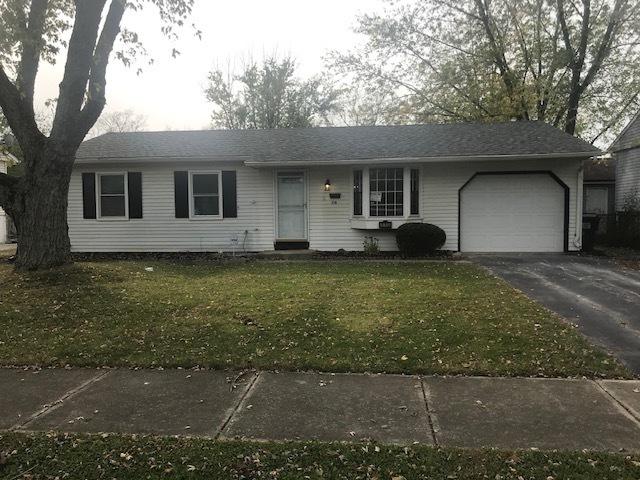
396;223;446;256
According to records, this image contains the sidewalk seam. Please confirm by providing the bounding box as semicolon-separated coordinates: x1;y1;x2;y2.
215;371;260;440
12;370;111;431
593;380;640;428
420;377;439;447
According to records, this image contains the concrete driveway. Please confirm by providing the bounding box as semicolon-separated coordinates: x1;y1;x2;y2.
472;254;640;375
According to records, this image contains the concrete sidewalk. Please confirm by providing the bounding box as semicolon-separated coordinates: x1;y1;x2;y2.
3;368;640;452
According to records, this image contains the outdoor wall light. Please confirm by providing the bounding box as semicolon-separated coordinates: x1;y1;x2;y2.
324;179;332;192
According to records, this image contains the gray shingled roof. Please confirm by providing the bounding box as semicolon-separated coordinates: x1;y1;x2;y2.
76;121;600;163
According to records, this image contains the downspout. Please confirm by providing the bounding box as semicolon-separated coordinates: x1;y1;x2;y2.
573;159;586;250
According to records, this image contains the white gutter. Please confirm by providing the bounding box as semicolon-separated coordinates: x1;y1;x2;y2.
74;150;600;166
573;160;586;249
74;155;251;165
243;151;600;167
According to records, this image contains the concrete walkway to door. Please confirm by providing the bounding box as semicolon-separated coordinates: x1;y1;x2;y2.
471;254;640;375
3;367;640;452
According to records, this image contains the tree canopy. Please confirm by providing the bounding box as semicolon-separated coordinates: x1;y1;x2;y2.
0;0;193;269
90;108;147;137
329;0;640;144
205;56;339;129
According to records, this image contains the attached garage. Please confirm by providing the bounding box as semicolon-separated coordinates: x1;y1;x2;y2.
460;172;568;253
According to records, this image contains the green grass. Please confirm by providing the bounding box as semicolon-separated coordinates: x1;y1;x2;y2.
0;260;628;377
1;432;639;479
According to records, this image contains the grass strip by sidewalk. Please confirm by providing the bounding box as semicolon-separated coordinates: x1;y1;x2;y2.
0;260;630;377
1;432;639;480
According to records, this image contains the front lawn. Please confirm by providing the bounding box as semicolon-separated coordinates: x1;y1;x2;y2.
0;260;628;377
1;433;639;480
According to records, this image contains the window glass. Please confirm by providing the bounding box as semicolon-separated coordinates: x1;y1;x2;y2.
99;174;126;217
353;170;363;216
194;196;219;216
369;168;403;216
191;173;220;216
193;174;219;195
100;175;125;195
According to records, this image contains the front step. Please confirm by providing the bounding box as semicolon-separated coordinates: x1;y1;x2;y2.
274;241;310;251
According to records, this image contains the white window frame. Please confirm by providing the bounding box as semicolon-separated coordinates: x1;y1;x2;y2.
352;167;421;219
96;172;129;221
189;170;223;220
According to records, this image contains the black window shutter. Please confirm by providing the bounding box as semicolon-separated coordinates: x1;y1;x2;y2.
81;172;96;219
410;169;420;215
128;172;143;219
174;171;189;218
222;170;237;218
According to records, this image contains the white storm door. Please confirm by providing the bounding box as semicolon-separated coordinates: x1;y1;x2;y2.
277;173;307;240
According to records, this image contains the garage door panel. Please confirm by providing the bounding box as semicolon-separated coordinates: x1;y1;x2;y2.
460;174;565;253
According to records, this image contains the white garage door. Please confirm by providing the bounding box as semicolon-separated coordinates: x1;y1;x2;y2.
460;173;565;252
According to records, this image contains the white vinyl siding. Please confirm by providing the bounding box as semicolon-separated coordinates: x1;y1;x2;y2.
615;148;640;210
306;158;581;252
421;159;581;252
69;163;275;252
69;157;582;253
613;114;640;211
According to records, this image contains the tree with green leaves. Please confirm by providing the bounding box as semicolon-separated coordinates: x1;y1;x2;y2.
205;56;339;129
0;0;194;270
329;0;640;143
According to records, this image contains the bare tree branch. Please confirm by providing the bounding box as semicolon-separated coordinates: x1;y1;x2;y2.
76;0;126;143
51;0;107;145
581;0;626;92
0;64;45;159
16;0;49;106
474;0;529;119
557;0;574;57
590;89;639;144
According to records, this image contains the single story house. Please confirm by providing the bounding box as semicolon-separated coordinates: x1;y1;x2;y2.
611;111;640;210
71;121;599;253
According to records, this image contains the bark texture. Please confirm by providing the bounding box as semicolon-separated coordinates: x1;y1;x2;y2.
5;146;75;270
0;0;126;270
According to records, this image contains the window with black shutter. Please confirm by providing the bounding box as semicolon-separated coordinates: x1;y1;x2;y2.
353;170;363;216
410;169;419;215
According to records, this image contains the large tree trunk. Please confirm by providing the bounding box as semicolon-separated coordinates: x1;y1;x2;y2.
11;147;74;271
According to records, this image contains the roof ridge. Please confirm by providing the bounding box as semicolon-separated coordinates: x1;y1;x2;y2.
101;120;554;136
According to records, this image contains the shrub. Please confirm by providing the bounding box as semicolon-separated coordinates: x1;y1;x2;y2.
601;193;640;250
396;223;446;256
363;236;380;255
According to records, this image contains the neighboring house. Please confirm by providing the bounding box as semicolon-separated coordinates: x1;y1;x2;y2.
0;151;16;244
611;111;640;210
71;121;599;253
583;157;616;216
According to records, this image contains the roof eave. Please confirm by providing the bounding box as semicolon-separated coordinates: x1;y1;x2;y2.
74;151;600;166
609;108;640;152
74;155;252;164
244;151;600;167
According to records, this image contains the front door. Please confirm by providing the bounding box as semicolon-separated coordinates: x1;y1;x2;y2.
277;172;307;240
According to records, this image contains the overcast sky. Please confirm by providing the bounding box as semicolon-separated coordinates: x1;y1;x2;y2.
34;0;383;131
